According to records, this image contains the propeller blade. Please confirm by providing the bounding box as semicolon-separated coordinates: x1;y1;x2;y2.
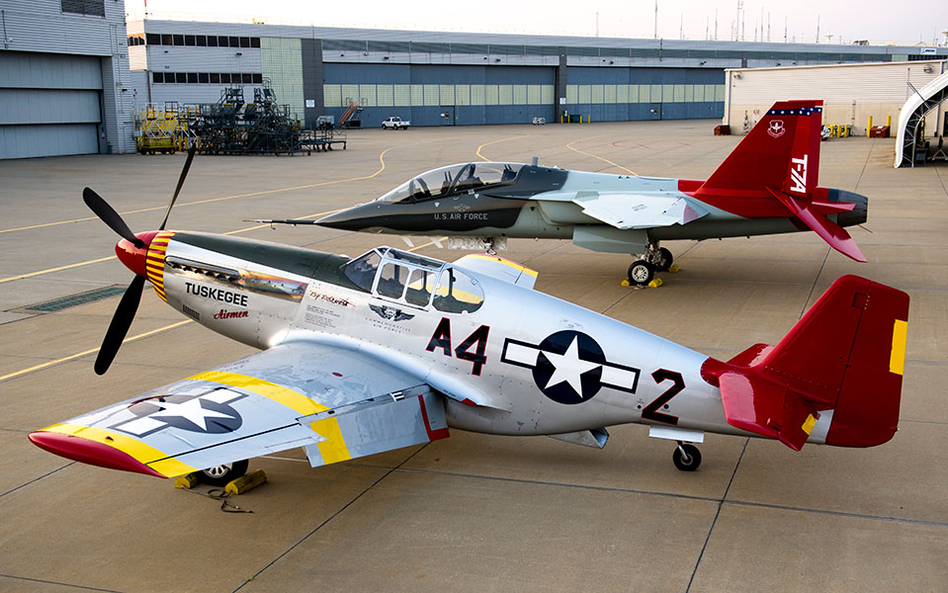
82;187;144;248
94;275;146;375
158;144;196;231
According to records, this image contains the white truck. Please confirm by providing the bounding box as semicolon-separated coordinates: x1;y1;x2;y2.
381;116;410;130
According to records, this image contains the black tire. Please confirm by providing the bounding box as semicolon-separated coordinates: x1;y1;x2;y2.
628;260;654;285
201;459;249;486
654;247;674;271
673;444;701;472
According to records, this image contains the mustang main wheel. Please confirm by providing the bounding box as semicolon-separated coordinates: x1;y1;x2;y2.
628;260;654;285
201;460;249;486
654;247;674;271
672;444;701;472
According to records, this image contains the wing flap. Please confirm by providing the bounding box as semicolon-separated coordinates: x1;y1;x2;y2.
573;191;707;230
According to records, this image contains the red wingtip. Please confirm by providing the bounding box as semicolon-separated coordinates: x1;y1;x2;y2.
28;431;165;478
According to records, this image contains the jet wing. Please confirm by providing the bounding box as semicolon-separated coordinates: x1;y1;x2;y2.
572;191;707;230
29;342;449;479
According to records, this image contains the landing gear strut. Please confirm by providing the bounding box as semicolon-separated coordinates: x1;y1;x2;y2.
626;242;674;285
672;441;701;471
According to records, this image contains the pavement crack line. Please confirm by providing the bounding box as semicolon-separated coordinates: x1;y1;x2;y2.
0;574;124;593
0;463;74;500
684;437;749;593
232;443;431;592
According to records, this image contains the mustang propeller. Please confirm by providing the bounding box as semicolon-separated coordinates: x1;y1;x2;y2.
83;145;196;375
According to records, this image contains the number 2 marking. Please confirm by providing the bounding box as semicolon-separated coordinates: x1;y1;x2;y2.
642;369;684;425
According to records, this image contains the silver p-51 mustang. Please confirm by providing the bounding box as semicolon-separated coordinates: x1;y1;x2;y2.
30;150;908;484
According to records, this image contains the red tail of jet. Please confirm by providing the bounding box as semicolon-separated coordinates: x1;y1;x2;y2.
692;100;866;262
702;275;909;450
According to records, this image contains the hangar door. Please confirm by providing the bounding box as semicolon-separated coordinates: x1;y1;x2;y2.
0;51;103;159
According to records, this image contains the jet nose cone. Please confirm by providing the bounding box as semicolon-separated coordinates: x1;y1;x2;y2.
317;206;375;231
115;230;160;278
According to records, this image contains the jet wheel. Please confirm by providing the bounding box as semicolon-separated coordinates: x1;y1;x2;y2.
673;444;701;472
654;247;674;271
628;260;654;285
201;459;249;486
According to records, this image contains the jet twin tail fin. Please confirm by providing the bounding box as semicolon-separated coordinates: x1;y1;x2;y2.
693;100;867;262
702;275;910;450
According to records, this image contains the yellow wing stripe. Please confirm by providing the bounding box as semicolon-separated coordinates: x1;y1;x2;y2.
310;417;352;464
39;423;196;478
465;253;539;278
889;319;908;376
188;371;330;416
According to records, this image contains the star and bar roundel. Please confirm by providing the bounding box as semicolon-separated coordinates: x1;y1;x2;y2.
501;330;640;404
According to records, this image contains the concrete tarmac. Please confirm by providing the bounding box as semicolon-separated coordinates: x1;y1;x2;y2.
0;121;945;592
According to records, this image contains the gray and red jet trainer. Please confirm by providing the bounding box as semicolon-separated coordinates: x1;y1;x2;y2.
29;150;908;484
314;100;867;285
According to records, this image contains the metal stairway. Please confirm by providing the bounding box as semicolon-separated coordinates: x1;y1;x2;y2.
895;67;948;167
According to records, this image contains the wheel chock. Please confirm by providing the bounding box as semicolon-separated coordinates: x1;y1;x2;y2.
174;473;200;489
620;279;631;287
224;469;267;496
648;278;663;288
668;264;680;273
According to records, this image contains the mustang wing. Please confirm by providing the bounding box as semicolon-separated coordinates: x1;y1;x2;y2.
30;342;448;479
573;191;708;229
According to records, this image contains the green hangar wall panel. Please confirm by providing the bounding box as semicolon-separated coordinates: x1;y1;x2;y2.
322;63;725;127
322;64;556;127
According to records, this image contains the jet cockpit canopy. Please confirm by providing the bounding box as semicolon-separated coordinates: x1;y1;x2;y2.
376;162;524;205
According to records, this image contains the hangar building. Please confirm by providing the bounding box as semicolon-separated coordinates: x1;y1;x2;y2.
0;0;135;159
723;60;948;136
126;18;948;131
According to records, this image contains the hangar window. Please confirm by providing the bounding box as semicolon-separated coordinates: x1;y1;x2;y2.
210;73;220;84
61;0;105;17
220;73;231;84
252;73;263;84
251;38;261;48
240;37;251;48
152;72;163;83
229;36;240;48
242;73;253;84
232;73;242;84
147;33;160;45
218;36;230;47
207;35;218;47
184;35;196;46
173;34;184;46
175;72;187;84
198;72;209;83
196;35;207;47
162;34;173;45
187;72;198;84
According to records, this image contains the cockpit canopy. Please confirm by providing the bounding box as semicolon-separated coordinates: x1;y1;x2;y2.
376;162;524;205
344;247;484;314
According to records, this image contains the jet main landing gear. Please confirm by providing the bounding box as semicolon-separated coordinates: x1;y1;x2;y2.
626;242;674;286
